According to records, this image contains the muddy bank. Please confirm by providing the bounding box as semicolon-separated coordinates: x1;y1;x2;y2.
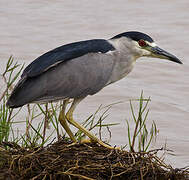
0;140;188;180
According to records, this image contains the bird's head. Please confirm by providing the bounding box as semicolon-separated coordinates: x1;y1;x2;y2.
111;31;182;64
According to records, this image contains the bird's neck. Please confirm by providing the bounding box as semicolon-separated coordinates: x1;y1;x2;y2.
106;39;137;85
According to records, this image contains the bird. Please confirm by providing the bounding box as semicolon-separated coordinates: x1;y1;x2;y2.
7;31;182;148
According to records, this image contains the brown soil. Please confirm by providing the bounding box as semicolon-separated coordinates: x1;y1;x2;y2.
0;140;188;180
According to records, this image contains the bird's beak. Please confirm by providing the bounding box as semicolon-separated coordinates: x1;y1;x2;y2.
150;46;182;64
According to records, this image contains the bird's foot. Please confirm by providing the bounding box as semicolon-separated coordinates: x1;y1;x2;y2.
81;138;120;150
66;142;78;147
80;138;92;144
97;140;120;150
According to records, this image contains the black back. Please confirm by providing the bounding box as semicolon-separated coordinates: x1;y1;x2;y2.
111;31;154;43
22;39;115;78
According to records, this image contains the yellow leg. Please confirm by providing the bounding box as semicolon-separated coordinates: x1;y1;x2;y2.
66;98;115;149
58;99;77;142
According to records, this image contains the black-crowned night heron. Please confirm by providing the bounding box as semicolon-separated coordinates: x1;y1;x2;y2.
7;31;182;148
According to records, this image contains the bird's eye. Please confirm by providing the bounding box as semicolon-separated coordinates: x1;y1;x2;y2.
138;39;147;47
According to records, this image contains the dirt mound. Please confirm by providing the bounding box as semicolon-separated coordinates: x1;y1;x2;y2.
0;140;188;180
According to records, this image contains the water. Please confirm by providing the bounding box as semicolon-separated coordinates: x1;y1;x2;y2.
0;0;189;167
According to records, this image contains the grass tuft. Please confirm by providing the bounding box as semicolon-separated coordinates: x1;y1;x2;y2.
126;91;158;152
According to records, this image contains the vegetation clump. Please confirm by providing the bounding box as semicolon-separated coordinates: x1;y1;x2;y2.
0;139;188;180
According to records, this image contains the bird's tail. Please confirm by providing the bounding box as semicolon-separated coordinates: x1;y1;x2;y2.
7;77;28;108
7;76;45;108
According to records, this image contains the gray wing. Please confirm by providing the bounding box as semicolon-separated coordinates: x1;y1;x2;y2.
21;39;115;78
7;53;115;107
